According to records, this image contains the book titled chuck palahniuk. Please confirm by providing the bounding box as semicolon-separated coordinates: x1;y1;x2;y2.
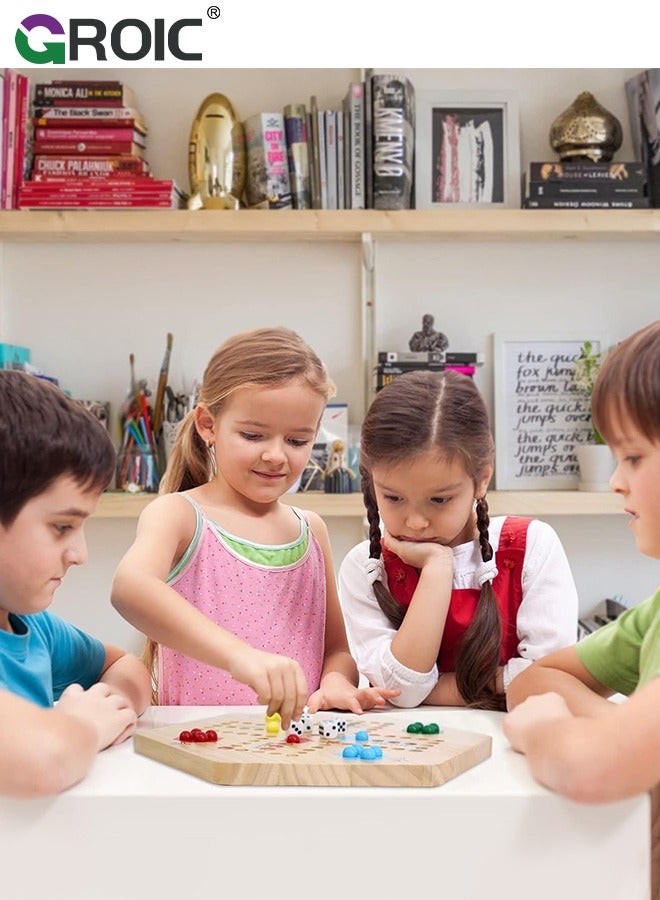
371;74;415;210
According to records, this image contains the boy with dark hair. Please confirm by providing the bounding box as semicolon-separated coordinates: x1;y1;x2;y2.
0;371;151;797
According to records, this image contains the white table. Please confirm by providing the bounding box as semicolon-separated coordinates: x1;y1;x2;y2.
0;706;650;900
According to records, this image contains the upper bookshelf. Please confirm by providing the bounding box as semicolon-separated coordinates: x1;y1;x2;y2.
2;209;660;244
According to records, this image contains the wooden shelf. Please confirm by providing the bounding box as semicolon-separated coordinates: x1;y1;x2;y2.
95;490;624;520
2;208;660;244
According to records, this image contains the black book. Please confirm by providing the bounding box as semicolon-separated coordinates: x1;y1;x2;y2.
371;74;415;210
528;161;647;182
378;350;483;364
525;197;650;209
527;179;648;200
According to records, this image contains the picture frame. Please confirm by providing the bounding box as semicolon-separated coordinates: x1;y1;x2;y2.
414;90;521;209
493;333;606;491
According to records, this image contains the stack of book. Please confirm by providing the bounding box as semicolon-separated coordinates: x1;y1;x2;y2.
523;161;649;209
243;72;415;211
18;78;185;209
375;350;485;392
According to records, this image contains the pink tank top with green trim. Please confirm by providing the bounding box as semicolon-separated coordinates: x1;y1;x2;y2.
158;497;326;705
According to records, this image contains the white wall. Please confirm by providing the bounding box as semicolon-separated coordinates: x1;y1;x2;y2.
3;68;658;652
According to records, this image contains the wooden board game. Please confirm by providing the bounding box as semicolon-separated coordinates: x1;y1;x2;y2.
134;712;492;787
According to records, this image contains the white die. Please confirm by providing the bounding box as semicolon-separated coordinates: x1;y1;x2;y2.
300;711;313;733
334;718;347;733
319;720;339;738
288;720;304;736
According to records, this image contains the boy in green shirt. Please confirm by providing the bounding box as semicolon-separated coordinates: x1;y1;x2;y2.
505;319;660;894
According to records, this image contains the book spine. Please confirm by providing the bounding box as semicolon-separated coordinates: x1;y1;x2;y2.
316;109;328;209
308;103;321;209
371;74;415;210
244;112;292;209
33;140;146;157
364;69;374;208
347;83;365;209
34;84;133;105
32;155;148;175
336;108;346;209
4;70;18;209
525;197;650;209
527;180;647;198
376;362;445;391
33;107;146;129
529;161;647;181
30;174;155;185
44;80;124;89
325;110;338;210
18;197;175;209
379;350;483;364
283;104;311;210
34;126;144;142
32;97;132;108
1;70;8;208
378;350;446;364
12;73;29;208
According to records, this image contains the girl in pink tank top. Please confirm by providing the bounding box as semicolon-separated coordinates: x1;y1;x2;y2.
111;327;398;727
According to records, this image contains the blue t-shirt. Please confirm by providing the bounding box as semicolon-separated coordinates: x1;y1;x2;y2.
0;610;105;707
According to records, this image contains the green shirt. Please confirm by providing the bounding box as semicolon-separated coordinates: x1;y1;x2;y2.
576;588;660;696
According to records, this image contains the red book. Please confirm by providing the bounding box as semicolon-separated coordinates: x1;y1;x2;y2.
20;184;173;197
32;155;149;176
34;140;147;157
34;126;145;143
29;175;158;187
18;197;178;208
13;73;31;208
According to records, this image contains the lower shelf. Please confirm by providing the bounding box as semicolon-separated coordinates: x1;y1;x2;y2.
95;490;624;519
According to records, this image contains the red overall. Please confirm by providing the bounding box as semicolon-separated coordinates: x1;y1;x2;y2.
382;517;531;671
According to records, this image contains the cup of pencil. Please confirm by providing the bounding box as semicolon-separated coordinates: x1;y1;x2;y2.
116;444;159;494
116;393;160;493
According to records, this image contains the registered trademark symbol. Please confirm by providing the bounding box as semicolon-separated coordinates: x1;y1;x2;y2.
207;5;220;18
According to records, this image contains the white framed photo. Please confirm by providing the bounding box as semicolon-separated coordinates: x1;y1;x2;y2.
414;90;521;209
493;333;606;491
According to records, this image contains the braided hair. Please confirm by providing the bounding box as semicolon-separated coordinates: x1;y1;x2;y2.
360;369;504;711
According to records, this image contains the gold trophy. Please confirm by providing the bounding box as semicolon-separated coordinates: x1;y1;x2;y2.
188;93;246;209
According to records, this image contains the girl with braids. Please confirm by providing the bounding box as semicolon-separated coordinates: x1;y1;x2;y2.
111;327;396;728
338;369;578;711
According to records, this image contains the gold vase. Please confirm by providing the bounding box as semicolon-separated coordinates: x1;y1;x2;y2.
188;93;246;210
549;92;623;163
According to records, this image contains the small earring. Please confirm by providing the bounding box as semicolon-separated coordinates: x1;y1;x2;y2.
207;440;217;479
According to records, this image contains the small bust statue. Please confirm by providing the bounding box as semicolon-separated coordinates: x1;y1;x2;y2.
408;314;449;353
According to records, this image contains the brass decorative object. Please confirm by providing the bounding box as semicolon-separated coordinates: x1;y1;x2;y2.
549;92;622;163
188;93;246;210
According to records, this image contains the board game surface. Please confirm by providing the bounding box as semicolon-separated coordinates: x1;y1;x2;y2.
134;712;492;787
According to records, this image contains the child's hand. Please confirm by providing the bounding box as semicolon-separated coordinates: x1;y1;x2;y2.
383;531;454;573
503;691;572;753
57;682;138;750
229;648;308;729
307;674;401;714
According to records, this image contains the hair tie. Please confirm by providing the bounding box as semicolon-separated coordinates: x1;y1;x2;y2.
365;556;385;586
478;562;497;587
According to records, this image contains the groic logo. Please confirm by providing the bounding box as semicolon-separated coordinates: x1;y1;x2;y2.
15;14;203;63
